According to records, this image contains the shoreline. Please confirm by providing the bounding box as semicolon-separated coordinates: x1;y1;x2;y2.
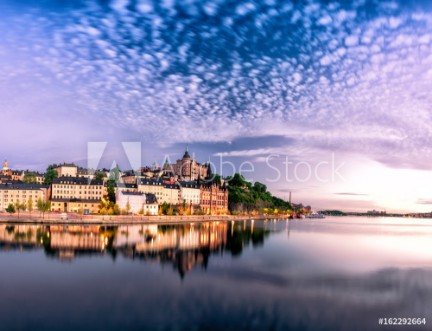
0;213;289;225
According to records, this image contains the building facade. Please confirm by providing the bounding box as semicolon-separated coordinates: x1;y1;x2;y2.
138;178;164;203
0;183;50;211
55;164;78;177
170;147;209;181
200;183;228;214
51;176;104;213
116;191;159;215
179;181;201;205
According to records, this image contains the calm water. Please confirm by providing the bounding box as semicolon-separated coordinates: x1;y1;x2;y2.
0;217;431;331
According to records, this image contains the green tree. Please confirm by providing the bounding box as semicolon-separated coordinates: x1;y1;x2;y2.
108;165;121;182
95;172;105;180
107;179;116;204
37;198;51;219
44;164;58;185
23;172;37;183
27;197;34;214
14;201;26;218
253;182;267;193
161;202;171;215
113;204;120;215
6;203;15;215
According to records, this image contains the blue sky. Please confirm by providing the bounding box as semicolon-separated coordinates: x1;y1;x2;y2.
2;0;432;212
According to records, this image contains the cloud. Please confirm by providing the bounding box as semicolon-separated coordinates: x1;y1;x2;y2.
416;199;432;205
1;0;432;172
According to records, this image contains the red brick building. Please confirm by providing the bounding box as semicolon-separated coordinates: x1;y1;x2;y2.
200;183;228;215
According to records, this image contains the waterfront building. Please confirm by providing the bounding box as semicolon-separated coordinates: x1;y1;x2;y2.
138;178;164;203
116;191;158;215
51;176;104;213
200;183;228;214
179;181;201;205
162;183;181;205
0;183;50;211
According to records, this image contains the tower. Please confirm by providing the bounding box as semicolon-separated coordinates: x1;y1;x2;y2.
2;159;9;171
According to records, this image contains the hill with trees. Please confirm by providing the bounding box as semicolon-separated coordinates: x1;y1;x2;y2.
225;173;292;215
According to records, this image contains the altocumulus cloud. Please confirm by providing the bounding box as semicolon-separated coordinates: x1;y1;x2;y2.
1;0;432;170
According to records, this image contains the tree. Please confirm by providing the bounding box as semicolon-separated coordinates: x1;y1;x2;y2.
113;204;120;215
108;165;121;182
37;198;51;219
95;172;105;180
107;179;116;204
161;202;171;215
125;199;131;215
44;164;58;185
138;205;144;215
6;203;15;215
253;182;267;193
27;197;34;214
23;172;37;183
14;201;26;218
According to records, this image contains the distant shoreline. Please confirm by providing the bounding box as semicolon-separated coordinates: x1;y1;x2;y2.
0;212;289;225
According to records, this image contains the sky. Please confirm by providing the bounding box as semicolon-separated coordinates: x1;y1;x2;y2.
1;0;432;213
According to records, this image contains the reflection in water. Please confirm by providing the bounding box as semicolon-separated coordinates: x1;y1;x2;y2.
1;218;431;331
0;221;270;278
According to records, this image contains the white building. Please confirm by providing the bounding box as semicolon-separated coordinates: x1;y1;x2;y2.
116;191;159;215
179;181;200;205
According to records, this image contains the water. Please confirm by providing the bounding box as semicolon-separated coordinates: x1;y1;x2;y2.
0;217;431;331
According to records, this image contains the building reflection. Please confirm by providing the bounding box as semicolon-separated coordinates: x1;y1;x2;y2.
0;220;276;277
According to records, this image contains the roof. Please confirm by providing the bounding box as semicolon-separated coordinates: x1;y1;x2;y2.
139;178;163;186
53;176;103;186
164;183;179;189
145;193;158;204
23;171;45;176
51;198;101;203
57;163;77;168
179;181;200;189
0;183;49;190
118;191;144;196
115;183;137;189
182;146;191;159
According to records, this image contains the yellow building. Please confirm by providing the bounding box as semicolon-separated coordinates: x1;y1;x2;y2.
138;178;164;203
0;183;50;211
51;176;103;213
